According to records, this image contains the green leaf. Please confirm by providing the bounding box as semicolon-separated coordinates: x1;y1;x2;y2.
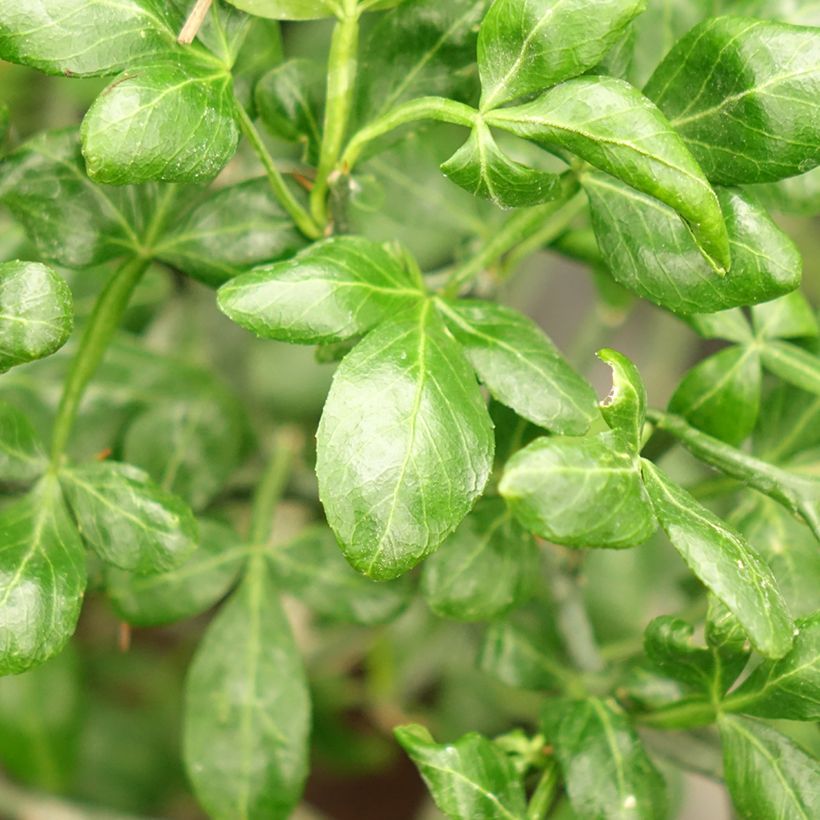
316;302;494;579
441;122;561;209
585;174;801;313
687;308;754;344
477;0;646;108
0;647;81;790
105;520;246;627
268;525;412;625
60;461;198;574
0;477;86;676
123;395;245;511
436;298;598;434
728;0;820;26
420;497;538;622
640;460;793;659
0;261;73;373
500;431;657;548
394;724;528;820
644;17;820;184
727;611;820;721
0;0;177;77
643;615;720;693
487;76;730;270
184;559;310;819
0;130;157;267
754;384;820;463
752;292;819;341
747;166;820;217
705;596;752;692
255;58;323;165
355;0;488;127
732;495;820;618
0;401;47;483
478;613;571;691
719;715;819;820
760;341;820;397
218;236;423;344
154;178;306;287
224;0;333;19
542;697;667;820
81;57;238;185
597;348;647;452
668;345;762;445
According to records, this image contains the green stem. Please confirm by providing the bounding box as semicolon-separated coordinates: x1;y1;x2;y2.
635;699;717;729
50;256;150;466
442;177;582;297
340;96;479;171
311;6;361;227
248;429;300;546
647;409;820;539
527;760;560;820
235;103;321;240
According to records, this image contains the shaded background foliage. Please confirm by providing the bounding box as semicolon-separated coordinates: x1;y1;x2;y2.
0;1;818;818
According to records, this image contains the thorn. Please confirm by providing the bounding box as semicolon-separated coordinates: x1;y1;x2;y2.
118;622;131;653
177;0;213;45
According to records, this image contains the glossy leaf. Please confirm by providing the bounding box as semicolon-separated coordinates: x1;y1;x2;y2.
0;0;176;77
760;341;820;397
640;460;793;659
394;724;528;820
317;302;494;579
687;308;753;344
500;431;657;548
644;615;719;693
123;395;245;511
218;236;423;344
420;498;538;622
645;17;820;184
597;348;646;452
477;0;646;108
184;560;310;819
441;122;561;209
0;261;73;373
705;595;752;692
0;477;86;676
255;58;323;165
105;520;246;627
727;612;820;721
752;292;819;341
748;166;820;217
668;345;762;445
732;494;820;618
436;298;598;434
354;0;488;130
60;461;198;574
487;76;730;270
0;130;156;267
155;178;306;287
225;0;333;19
719;716;819;820
0;401;47;483
81;57;238;185
585;174;801;313
542;697;667;820
268;525;412;625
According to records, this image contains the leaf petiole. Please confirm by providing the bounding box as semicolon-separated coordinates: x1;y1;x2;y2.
49;256;150;467
442;177;583;297
340;96;480;172
234;103;322;240
311;7;361;226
